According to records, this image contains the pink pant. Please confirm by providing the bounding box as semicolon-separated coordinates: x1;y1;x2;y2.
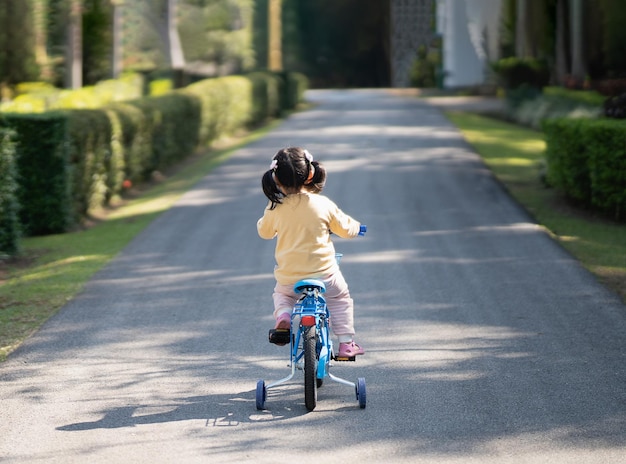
273;271;355;341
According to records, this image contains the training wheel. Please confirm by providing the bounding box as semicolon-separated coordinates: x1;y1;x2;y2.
256;380;267;410
356;377;366;409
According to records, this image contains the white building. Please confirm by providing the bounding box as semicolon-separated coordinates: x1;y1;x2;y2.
435;0;503;88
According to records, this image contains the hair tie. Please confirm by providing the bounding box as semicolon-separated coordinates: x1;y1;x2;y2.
304;150;313;163
269;159;278;171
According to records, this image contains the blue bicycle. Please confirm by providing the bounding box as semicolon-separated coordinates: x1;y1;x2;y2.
256;226;367;411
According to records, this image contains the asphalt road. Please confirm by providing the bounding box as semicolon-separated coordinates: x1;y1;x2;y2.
1;89;625;463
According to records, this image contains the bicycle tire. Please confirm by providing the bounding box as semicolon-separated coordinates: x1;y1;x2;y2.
303;325;318;411
256;380;266;410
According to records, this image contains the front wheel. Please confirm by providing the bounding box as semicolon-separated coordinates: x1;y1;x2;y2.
356;377;366;409
303;325;318;411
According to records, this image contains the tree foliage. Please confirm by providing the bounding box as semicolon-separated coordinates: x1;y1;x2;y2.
82;0;112;85
0;0;39;85
281;0;390;87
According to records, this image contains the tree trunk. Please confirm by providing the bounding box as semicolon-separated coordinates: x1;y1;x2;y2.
164;0;185;87
515;0;528;56
569;0;586;80
268;0;282;71
33;0;51;81
112;0;123;78
555;0;569;84
165;0;184;69
65;0;82;89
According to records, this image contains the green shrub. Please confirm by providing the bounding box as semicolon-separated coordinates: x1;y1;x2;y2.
281;71;308;110
492;57;550;90
0;113;72;235
0;73;145;113
543;117;626;219
246;71;282;122
543;118;592;202
409;45;438;88
125;92;202;175
510;93;602;129
543;87;606;106
0;127;20;255
14;82;57;95
183;76;253;146
149;79;174;96
0;94;50;113
584;121;626;218
66;109;116;216
105;102;153;184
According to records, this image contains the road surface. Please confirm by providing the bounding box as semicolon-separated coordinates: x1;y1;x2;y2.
1;89;625;463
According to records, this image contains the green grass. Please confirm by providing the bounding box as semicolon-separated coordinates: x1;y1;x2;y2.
446;111;626;302
0;124;277;361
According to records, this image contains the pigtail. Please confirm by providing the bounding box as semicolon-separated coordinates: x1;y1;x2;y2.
307;160;326;193
262;169;284;210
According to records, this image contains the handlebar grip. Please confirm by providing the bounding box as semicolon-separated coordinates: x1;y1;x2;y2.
358;225;367;236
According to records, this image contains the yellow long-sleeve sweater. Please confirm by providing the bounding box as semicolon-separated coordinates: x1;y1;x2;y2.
257;192;361;285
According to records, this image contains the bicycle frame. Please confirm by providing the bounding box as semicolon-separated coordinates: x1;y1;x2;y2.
256;278;366;410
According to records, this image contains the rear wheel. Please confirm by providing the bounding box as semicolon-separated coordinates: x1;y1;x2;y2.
256;380;266;410
303;326;318;411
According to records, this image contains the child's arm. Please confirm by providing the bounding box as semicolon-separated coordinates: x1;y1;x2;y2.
257;213;277;239
328;206;361;239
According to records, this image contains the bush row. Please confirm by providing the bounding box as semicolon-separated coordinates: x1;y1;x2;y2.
542;117;626;220
0;71;307;251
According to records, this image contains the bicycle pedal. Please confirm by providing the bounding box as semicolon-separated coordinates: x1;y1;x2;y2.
332;355;356;362
268;329;290;345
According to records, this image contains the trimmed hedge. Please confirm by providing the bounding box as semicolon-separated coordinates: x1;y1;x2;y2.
246;71;282;122
0;113;72;235
0;71;308;238
183;76;253;146
0;127;20;255
543;117;626;219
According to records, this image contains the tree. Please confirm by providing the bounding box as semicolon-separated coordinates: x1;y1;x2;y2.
0;0;39;86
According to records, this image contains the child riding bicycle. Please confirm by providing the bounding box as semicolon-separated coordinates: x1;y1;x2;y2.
257;147;365;358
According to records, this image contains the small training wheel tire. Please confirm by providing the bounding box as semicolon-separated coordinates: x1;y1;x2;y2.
356;377;366;409
256;380;266;410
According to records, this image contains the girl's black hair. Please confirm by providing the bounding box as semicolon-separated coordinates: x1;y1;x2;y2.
262;147;326;209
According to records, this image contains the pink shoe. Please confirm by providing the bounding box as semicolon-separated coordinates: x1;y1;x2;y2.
274;312;291;330
337;341;364;357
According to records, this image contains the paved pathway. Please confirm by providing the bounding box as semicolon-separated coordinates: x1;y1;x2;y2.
1;89;624;463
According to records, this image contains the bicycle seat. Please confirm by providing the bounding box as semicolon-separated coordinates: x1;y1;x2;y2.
294;279;326;294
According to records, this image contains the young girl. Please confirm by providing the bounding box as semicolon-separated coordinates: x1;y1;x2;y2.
257;147;365;357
